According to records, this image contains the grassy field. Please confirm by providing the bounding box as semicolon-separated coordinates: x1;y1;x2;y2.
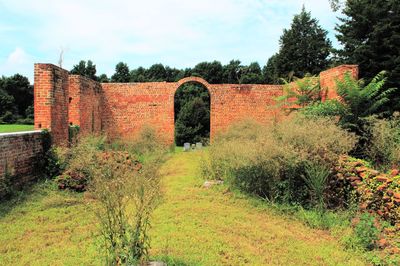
0;124;34;133
0;150;367;265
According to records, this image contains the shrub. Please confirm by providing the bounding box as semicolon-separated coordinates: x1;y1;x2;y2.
90;146;161;264
365;115;400;170
302;162;330;210
202;117;357;206
301;99;347;118
353;213;380;251
277;74;321;108
126;125;169;157
55;136;106;191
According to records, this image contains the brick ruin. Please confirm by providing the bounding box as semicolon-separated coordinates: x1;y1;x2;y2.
34;64;358;145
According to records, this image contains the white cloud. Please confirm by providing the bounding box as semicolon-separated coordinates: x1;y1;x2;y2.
0;47;34;81
0;0;338;78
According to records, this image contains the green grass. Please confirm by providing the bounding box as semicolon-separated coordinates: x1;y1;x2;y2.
0;150;367;265
0;181;100;265
0;124;34;133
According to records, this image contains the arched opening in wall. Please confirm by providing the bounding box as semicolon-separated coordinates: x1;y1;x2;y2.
174;82;210;146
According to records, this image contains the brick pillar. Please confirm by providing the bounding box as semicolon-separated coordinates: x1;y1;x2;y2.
320;65;359;101
34;64;69;145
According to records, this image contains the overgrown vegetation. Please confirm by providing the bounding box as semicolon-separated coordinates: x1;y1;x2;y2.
202;118;356;205
48;127;166;264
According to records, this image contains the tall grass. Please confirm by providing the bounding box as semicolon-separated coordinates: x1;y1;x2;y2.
202;117;357;206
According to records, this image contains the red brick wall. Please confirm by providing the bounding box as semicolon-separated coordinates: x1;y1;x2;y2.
209;84;283;136
101;82;175;143
34;64;69;145
320;65;359;101
34;64;359;145
69;75;102;136
0;131;44;197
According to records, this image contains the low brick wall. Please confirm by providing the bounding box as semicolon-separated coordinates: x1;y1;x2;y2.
0;130;45;197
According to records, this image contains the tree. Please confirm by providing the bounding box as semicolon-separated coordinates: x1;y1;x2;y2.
240;62;263;84
192;61;224;84
86;60;97;80
2;74;33;117
222;60;241;83
329;0;344;11
175;97;210;146
0;74;33;123
98;74;109;83
111;62;130;82
335;0;400;111
146;64;167;81
267;7;332;82
165;66;181;82
0;87;14;119
263;54;280;84
174;83;210;145
130;67;146;82
70;60;98;80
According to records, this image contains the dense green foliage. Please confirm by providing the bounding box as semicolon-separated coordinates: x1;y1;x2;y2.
107;60;266;84
0;74;33;124
265;7;332;83
365;115;400;170
111;62;131;82
70;60;97;80
202;118;356;205
335;0;400;111
300;71;396;159
174;83;210;146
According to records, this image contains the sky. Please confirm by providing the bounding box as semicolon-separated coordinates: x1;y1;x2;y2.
0;0;340;83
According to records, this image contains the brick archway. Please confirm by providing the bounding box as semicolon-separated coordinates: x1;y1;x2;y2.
173;77;212;144
175;76;211;91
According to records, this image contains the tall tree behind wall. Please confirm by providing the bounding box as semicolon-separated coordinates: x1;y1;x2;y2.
335;0;400;111
265;6;332;83
0;74;33;124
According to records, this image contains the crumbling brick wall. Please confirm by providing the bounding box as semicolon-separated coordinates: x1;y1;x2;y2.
33;64;359;145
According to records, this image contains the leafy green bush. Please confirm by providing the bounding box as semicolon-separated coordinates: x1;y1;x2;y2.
277;74;321;108
202;117;357;206
365;115;400;170
336;71;395;134
301;99;347;118
353;213;380;251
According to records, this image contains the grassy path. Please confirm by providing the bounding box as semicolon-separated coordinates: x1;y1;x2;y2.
150;150;365;265
0;150;366;265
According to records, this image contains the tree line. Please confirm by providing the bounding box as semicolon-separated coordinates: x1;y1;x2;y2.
71;60;267;84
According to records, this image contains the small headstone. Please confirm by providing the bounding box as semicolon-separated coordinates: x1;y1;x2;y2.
148;262;167;266
191;144;196;150
196;142;203;149
183;142;190;152
203;180;224;188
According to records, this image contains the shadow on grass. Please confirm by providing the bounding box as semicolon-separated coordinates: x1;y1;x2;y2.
0;178;57;218
151;255;198;266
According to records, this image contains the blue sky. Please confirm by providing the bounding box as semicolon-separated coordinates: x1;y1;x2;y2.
0;0;339;83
